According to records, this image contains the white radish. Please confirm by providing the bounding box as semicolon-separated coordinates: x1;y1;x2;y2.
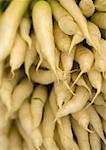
58;0;97;50
102;119;106;134
9;126;22;150
42;102;59;150
89;127;101;150
101;76;106;100
23;141;29;150
54;126;64;150
61;46;76;73
93;38;106;73
0;133;9;150
91;12;106;30
54;74;71;109
0;100;11;131
0;69;22;114
55;86;90;119
71;109;91;132
0;0;31;61
94;105;106;120
91;93;106;106
94;0;106;11
87;66;102;108
79;0;95;17
71;117;91;150
12;78;33;114
31;85;48;128
30;66;57;85
53;22;71;52
0;61;4;87
48;0;80;35
10;33;27;76
72;71;92;97
16;120;35;150
87;21;101;53
20;14;32;48
32;1;59;79
71;45;94;89
58;116;79;150
87;105;106;144
24;32;37;80
19;100;42;150
19;100;33;135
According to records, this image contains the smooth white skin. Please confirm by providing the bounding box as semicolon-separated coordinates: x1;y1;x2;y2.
54;22;71;52
94;0;106;11
87;105;106;144
79;0;95;17
90;129;101;150
91;12;106;30
0;0;31;61
30;66;57;85
24;33;37;79
12;78;33;113
56;86;90;118
58;116;79;150
72;109;90;131
42;102;59;150
0;70;22;113
93;39;106;73
10;33;27;74
0;133;9;150
31;85;48;128
58;0;97;50
9;127;22;150
94;105;106;120
71;118;90;150
20;15;32;48
19;100;42;149
61;46;76;72
48;0;78;35
72;45;94;88
32;1;57;75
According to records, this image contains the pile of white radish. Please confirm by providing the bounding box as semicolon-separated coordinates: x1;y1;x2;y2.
0;0;106;149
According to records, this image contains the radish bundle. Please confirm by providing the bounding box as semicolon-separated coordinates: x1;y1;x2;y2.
0;0;106;149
